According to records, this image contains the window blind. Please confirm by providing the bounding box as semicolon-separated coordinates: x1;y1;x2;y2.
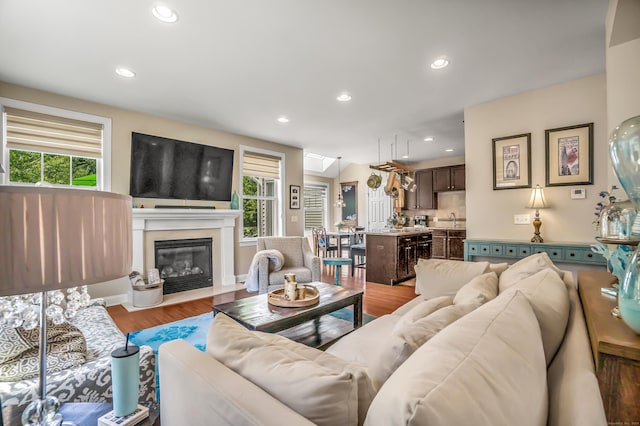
5;107;103;158
242;152;280;179
304;184;327;230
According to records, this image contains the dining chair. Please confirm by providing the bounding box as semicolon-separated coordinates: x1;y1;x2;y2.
312;226;338;258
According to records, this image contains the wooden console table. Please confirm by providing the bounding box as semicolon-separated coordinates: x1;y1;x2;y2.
577;270;640;423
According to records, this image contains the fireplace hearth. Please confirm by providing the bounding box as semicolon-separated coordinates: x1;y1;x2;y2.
155;238;213;295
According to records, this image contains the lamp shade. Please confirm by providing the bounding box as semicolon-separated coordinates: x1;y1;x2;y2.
0;187;132;296
527;184;548;209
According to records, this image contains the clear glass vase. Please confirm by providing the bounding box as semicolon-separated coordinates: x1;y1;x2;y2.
609;115;640;334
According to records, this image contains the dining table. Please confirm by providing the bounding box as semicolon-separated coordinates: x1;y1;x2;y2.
325;230;365;257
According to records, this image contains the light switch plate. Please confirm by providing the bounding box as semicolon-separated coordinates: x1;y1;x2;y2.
571;188;586;199
514;214;531;225
291;215;298;222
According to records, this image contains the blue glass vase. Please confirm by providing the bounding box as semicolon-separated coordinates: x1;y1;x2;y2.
609;115;640;334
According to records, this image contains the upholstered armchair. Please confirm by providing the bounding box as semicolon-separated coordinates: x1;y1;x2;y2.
256;237;321;294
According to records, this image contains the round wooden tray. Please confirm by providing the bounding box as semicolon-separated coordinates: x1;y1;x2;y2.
268;284;320;307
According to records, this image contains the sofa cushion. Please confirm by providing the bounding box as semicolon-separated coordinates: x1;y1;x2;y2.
395;304;476;351
392;296;453;331
326;314;405;389
207;313;359;426
253;331;376;425
488;262;509;277
0;320;87;381
499;268;570;365
498;252;562;292
414;259;490;298
453;272;498;307
268;266;313;284
364;291;548;426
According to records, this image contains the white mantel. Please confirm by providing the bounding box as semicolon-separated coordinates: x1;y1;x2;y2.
132;208;242;286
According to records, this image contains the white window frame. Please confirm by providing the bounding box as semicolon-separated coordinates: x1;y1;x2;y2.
239;145;285;245
303;180;329;234
0;97;112;190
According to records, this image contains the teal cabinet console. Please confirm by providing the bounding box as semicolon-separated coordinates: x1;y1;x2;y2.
464;239;606;266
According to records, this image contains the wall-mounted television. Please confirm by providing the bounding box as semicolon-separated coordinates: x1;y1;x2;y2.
129;132;234;201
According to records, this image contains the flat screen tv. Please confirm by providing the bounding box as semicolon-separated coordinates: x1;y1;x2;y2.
129;132;234;201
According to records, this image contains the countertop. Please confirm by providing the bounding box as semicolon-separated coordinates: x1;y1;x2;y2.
366;227;467;236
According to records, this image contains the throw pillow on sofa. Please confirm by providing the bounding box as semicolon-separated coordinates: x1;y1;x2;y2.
253;331;376;425
414;259;490;299
365;291;548;426
207;313;359;426
392;296;453;331
0;320;87;381
498;252;562;292
395;304;477;351
499;268;570;365
452;271;498;307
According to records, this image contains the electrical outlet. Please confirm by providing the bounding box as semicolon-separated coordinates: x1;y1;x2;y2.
514;214;531;225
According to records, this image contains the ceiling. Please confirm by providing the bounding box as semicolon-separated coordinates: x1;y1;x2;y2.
0;1;607;174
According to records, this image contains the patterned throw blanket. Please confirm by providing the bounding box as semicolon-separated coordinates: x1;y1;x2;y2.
245;249;285;292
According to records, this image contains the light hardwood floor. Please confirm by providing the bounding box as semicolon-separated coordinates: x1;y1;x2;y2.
107;265;418;333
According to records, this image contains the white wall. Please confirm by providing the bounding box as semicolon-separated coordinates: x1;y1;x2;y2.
464;74;608;243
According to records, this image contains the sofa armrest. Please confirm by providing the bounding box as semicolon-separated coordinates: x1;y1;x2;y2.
159;340;314;426
258;256;270;294
546;283;606;426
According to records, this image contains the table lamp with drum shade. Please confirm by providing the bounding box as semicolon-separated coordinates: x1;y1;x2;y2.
527;184;549;243
0;186;132;425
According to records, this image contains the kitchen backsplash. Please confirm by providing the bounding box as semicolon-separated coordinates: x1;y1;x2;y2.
404;191;466;227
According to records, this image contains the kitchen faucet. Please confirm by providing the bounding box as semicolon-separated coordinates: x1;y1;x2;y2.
449;212;457;228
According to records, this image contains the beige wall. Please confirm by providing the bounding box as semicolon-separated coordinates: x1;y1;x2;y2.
0;82;304;297
606;0;640;181
464;74;608;243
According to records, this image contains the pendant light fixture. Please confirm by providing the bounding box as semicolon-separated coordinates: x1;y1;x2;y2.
335;156;346;208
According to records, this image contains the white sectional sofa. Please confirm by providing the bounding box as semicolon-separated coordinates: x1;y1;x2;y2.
159;254;606;426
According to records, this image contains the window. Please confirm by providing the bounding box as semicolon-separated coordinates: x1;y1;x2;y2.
304;183;328;231
1;98;111;190
240;147;284;240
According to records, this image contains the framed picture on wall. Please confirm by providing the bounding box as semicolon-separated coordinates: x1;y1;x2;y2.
545;123;593;186
289;185;300;209
492;133;531;190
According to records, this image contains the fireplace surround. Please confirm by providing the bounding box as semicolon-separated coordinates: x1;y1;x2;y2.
131;209;242;296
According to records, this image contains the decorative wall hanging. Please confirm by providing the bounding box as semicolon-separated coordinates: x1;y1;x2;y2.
492;133;531;190
545;123;593;186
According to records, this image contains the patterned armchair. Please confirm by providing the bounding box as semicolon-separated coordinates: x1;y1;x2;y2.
256;237;321;293
1;301;156;420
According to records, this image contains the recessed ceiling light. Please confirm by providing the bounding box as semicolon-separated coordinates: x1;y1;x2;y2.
336;93;352;102
152;5;179;23
423;137;434;142
277;116;290;123
445;148;454;152
430;57;449;70
115;67;136;78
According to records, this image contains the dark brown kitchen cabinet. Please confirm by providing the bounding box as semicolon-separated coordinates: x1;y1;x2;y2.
431;229;465;260
366;231;432;285
433;165;465;192
403;169;437;210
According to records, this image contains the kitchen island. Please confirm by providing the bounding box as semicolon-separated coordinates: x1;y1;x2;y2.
366;229;432;285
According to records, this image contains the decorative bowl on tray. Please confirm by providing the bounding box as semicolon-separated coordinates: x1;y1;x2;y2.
268;284;320;307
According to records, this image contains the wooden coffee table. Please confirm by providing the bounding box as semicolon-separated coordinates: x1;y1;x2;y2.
213;282;363;348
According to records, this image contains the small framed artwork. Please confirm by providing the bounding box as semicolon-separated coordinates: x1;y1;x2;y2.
341;181;358;226
492;133;531;190
545;123;593;186
289;185;301;209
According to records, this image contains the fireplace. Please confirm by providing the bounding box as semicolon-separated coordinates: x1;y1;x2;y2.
155;238;213;295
